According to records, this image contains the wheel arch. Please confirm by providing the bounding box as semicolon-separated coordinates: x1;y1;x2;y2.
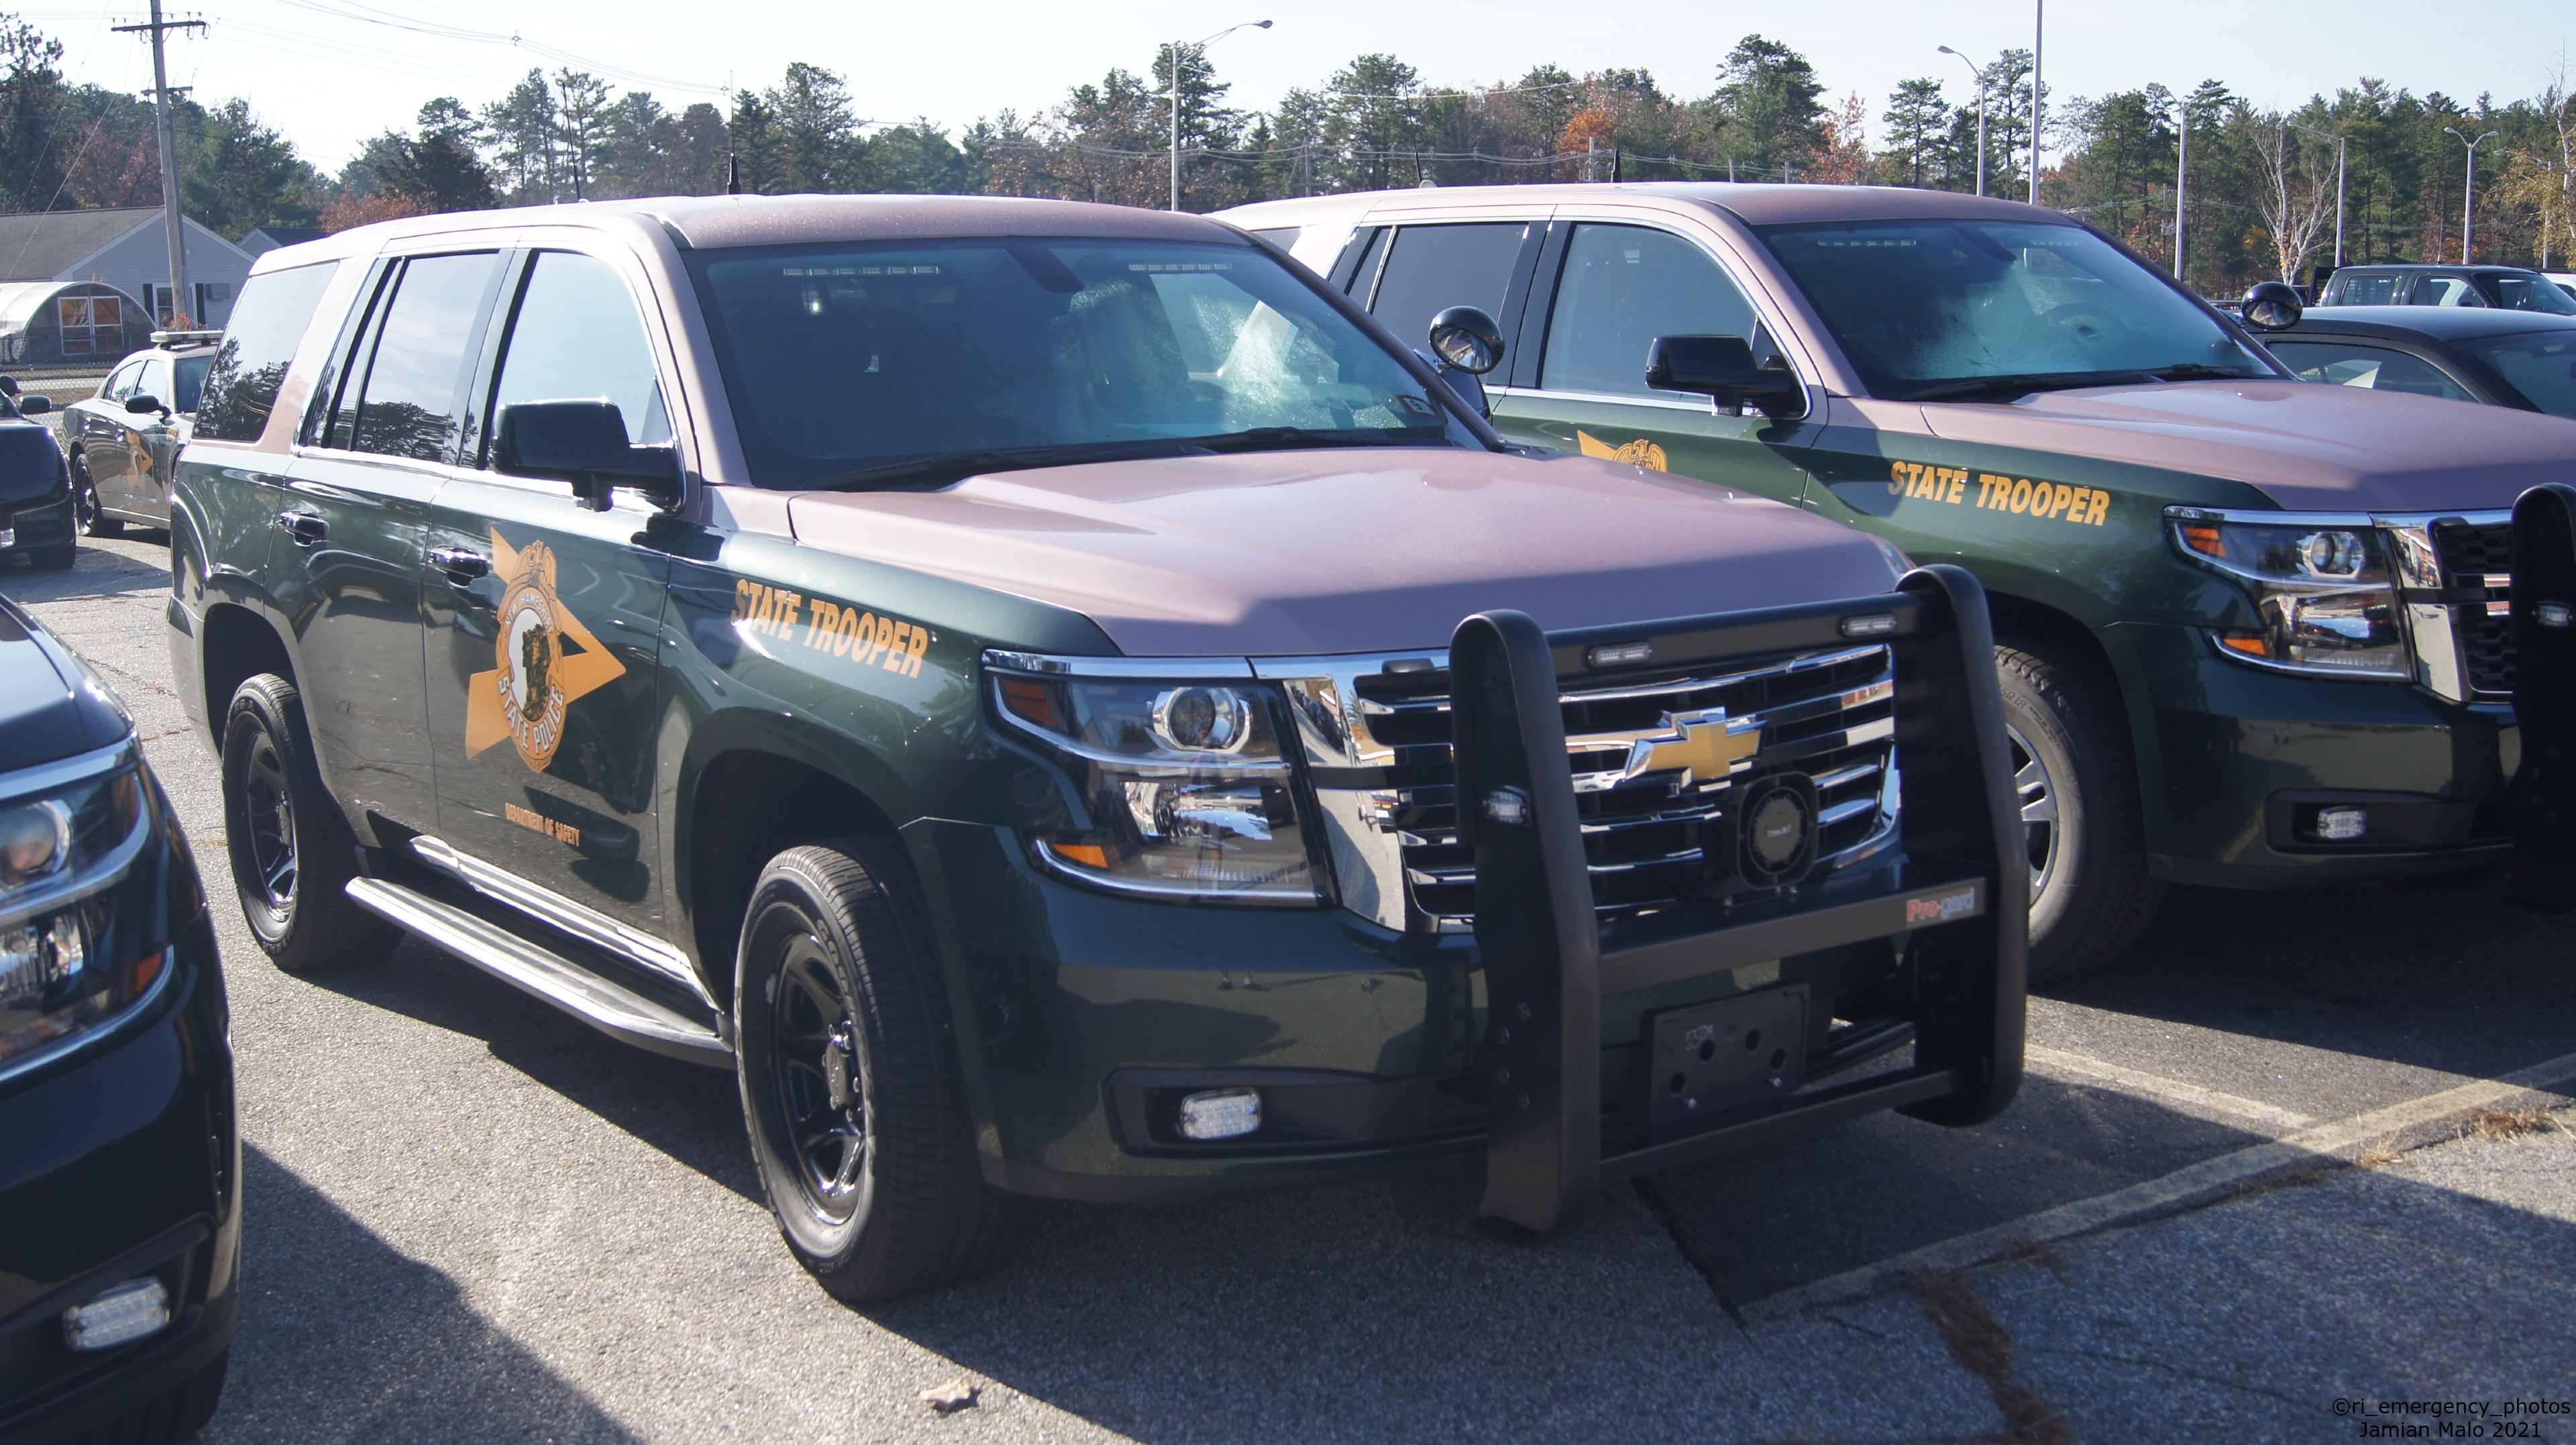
198;600;298;735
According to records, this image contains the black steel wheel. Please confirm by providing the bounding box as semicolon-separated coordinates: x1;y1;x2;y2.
735;839;1015;1301
1994;640;2165;983
219;674;400;973
72;450;120;537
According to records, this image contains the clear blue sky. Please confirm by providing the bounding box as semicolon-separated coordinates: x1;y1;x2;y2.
41;0;2576;174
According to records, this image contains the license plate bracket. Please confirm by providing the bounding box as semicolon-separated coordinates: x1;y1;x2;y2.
1648;985;1809;1124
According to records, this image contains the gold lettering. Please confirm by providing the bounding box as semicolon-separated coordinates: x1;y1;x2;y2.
905;627;930;678
2087;490;2111;525
1945;472;1967;505
2008;478;2032;513
806;598;839;648
885;621;913;669
1890;462;1913;495
835;606;863;656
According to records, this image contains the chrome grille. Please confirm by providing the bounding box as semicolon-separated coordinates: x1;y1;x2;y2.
2431;519;2514;698
1267;645;1900;933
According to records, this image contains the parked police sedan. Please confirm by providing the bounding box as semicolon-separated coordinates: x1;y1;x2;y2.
62;331;218;539
2265;307;2576;422
0;594;234;1444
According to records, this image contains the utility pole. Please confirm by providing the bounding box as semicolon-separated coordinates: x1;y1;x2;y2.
2173;95;2190;284
114;0;205;329
2029;0;2044;205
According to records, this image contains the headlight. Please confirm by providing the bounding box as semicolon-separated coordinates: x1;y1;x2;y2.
1;758;167;1069
2167;509;2410;680
990;665;1323;904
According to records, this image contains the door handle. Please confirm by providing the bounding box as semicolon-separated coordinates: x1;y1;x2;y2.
276;511;327;545
427;546;490;584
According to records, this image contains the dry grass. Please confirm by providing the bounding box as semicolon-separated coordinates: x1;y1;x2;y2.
2356;1134;2406;1169
1909;1271;2072;1445
2459;1106;2556;1142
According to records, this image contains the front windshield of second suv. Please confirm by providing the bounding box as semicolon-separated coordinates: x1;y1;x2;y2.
1760;219;2275;401
687;237;1467;490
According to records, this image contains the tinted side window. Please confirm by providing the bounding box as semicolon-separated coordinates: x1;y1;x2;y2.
350;252;500;462
101;361;144;402
137;358;170;406
1542;225;1763;397
1368;223;1527;351
487;251;669;455
2331;272;2404;306
2412;274;2485;307
195;260;339;443
2269;340;2476;401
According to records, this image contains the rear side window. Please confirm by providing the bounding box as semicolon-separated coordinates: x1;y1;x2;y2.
195;261;339;443
1368;223;1527;356
2330;272;2403;306
174;354;210;413
2412;274;2485;307
347;252;500;463
1542;224;1764;397
486;251;671;456
2269;340;2476;402
100;360;145;403
2466;332;2576;417
2487;274;2576;315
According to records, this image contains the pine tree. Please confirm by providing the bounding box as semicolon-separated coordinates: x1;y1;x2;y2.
1882;78;1949;188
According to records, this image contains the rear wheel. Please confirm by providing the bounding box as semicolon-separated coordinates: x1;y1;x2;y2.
219;674;402;973
72;451;120;537
735;839;1015;1301
1995;640;2165;983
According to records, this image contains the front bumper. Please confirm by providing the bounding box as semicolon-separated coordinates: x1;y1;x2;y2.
912;570;2023;1222
0;915;239;1445
1;496;72;555
2115;621;2518;886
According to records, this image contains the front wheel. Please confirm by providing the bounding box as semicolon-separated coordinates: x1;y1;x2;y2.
219;674;402;973
1995;641;2165;983
72;451;120;537
735;840;1015;1301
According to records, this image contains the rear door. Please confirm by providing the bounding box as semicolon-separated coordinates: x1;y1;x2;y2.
1350;219;1542;360
78;359;145;508
123;355;178;519
1485;220;1817;506
419;246;678;941
278;248;508;835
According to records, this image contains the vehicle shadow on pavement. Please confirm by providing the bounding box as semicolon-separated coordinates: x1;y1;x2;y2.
205;1144;638;1444
2043;871;2576;1086
0;532;171;604
292;938;763;1206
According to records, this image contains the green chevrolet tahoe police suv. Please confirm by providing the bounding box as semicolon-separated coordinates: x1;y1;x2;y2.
1226;184;2576;979
165;195;2028;1297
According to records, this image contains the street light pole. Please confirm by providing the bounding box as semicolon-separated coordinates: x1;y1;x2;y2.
2173;95;2190;283
1937;46;1988;197
2029;0;2044;205
1171;19;1272;213
2443;125;2500;262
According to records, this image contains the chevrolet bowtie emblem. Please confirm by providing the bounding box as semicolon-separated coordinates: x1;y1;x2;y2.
1621;708;1762;785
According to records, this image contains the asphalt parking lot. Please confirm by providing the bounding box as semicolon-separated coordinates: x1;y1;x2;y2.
11;531;2574;1444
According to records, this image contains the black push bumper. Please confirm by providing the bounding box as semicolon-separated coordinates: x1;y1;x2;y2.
1450;565;2028;1240
2508;482;2576;911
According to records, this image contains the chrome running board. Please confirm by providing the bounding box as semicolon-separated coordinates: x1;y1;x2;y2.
345;877;733;1068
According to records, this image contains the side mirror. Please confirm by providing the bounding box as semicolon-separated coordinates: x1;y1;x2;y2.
1645;335;1803;417
1427;306;1504;374
2241;281;2304;332
0;374;19;397
16;394;48;416
125;394;164;415
494;399;682;513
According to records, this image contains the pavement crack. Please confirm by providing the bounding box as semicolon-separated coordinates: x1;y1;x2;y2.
1630;1176;1746;1326
1909;1270;2071;1445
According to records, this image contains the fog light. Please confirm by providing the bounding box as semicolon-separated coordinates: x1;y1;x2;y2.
62;1277;168;1352
1176;1087;1260;1140
2316;806;2368;842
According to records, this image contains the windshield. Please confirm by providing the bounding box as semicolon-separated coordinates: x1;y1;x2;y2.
2481;273;2576;315
2469;331;2576;418
1758;219;2274;400
174;354;210;413
685;237;1468;490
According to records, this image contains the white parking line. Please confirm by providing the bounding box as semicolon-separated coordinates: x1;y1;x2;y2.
2025;1045;2317;1132
1743;1046;2576;1319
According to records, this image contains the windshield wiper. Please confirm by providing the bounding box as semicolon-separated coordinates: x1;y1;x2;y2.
2147;364;2266;381
1903;370;2155;403
803;439;1208;491
1187;425;1449;453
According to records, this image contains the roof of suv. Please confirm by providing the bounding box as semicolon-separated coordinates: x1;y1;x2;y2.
1234;182;2059;227
264;194;1252;269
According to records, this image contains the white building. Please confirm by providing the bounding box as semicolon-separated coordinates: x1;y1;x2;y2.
0;207;256;331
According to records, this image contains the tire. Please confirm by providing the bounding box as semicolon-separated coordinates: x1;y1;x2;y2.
735;839;1016;1301
72;450;121;537
92;1346;228;1443
219;674;402;973
28;541;75;570
1995;640;2165;983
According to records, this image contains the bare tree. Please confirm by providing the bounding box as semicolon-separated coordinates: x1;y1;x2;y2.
2253;120;2335;283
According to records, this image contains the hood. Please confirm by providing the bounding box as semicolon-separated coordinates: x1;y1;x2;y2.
0;598;129;768
785;448;1904;657
1918;380;2576;512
